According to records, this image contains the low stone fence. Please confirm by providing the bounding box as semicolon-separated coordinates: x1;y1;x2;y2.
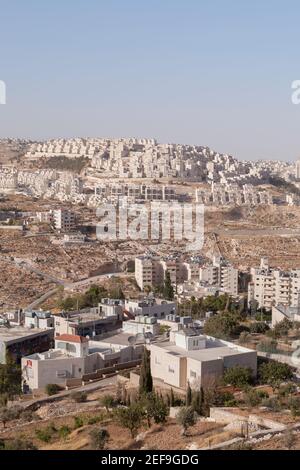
82;360;141;383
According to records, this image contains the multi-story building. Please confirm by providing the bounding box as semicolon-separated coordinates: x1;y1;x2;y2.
135;255;186;290
135;254;238;296
248;258;300;310
51;209;76;232
55;301;123;338
122;315;160;337
199;256;238;296
0;326;54;364
124;298;176;319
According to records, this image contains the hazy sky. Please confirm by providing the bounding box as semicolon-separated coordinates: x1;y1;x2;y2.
1;0;300;161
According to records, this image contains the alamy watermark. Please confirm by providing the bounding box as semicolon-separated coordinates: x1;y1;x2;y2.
0;80;6;104
96;202;204;252
291;80;300;104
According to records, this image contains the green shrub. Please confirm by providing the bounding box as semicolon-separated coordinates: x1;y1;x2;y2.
58;426;71;440
258;361;293;388
250;322;270;334
88;414;104;425
35;428;53;443
73;416;84;429
45;384;63;396
89;428;110;450
223;366;253;388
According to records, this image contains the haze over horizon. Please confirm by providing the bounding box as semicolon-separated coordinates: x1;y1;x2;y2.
1;0;300;162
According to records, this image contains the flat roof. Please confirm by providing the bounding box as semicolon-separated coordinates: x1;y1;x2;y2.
152;340;254;362
0;327;51;344
98;332;137;347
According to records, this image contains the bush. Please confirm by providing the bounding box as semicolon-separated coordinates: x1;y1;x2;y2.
35;428;53;443
100;394;116;412
4;439;37;450
0;406;21;428
88;414;104;425
45;384;63;396
73;416;84;429
176;407;197;436
71;391;87;403
223;366;253;388
58;426;71;440
250;322;270;334
288;397;300;417
258;361;294;388
243;389;262;407
278;383;297;398
262;397;282;412
89;428;110;450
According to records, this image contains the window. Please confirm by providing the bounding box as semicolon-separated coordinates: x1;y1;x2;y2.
168;366;175;373
190;370;196;378
155;356;160;365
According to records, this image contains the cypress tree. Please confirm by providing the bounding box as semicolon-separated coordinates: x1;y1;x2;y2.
163;271;174;300
170;388;175;407
186;381;192;406
192;388;203;415
139;349;153;395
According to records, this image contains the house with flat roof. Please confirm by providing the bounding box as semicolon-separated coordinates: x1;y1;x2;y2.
22;332;144;391
150;329;257;390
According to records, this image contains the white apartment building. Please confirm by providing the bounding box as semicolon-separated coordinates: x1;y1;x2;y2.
122;315;160;337
150;329;257;390
124;298;176;319
135;255;187;290
248;258;300;310
135;255;238;296
199;256;238;296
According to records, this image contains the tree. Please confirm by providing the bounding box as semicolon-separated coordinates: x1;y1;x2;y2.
186;382;192;406
274;319;293;338
0;406;21;429
192;388;204;415
203;313;240;340
223;366;253;388
258;361;293;389
142;393;168;427
163;271;174;301
170;388;175;407
139;349;153;395
89;428;110;450
0;355;21;399
176;407;197;437
116;403;144;438
100;394;115;412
